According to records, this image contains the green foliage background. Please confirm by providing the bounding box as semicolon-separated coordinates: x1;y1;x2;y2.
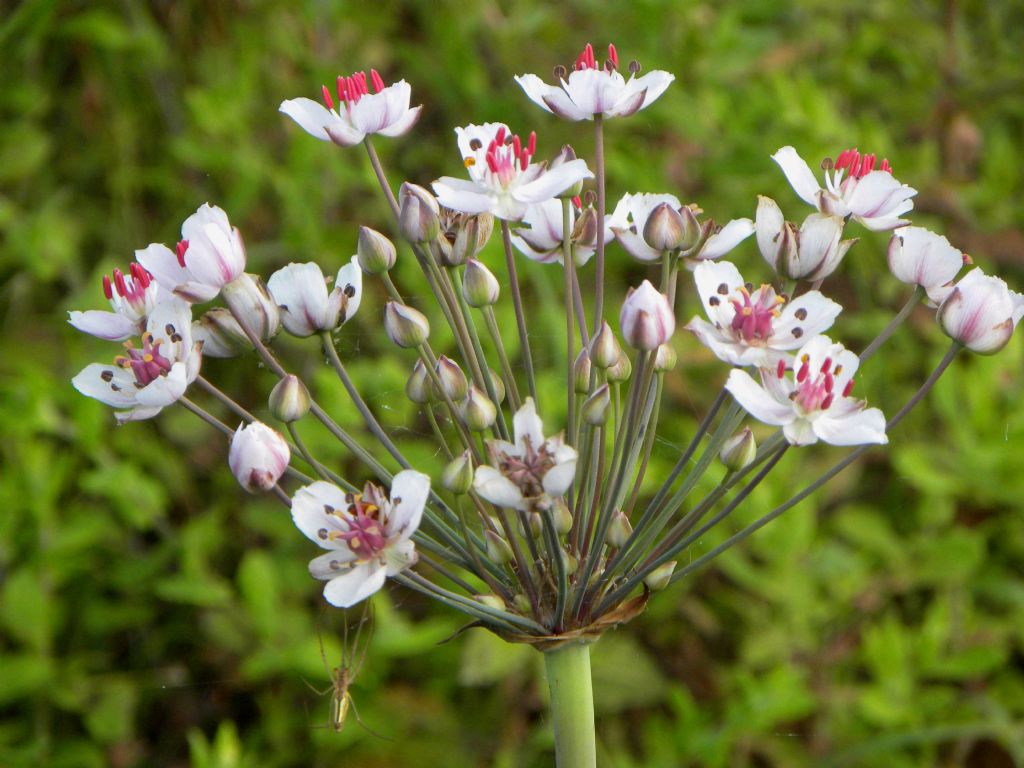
1;1;1023;766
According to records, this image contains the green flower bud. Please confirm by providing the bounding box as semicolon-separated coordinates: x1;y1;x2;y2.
607;510;633;548
562;550;579;577
384;301;430;348
512;594;532;614
406;359;433;404
461;385;496;431
463;259;500;307
268;374;311;423
644;561;676;591
606;346;632;382
474;594;506;611
653;342;677;372
551;500;573;535
643;202;686;252
573;349;592;394
433;356;468;401
487;369;506;404
357;226;397;274
442;450;474;494
590;321;620;369
719;427;757;472
581;383;611;426
399;182;440;244
485;530;514;564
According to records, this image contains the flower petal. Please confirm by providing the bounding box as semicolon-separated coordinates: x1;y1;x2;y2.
388;469;430;542
432;177;495;216
772;146;822;206
473;466;526;510
377;104;422;137
134;362;188;407
725;369;794;426
697;218;755;260
279;98;339;142
515;159;594;205
813;403;888;445
72;363;139;407
291;481;349;547
771;291;842;349
383;539;418;576
693;259;744;326
322;562;387;608
67;310;139;341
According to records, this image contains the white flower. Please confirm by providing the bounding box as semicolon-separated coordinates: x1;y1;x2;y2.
279;69;421;147
755;196;855;282
887;226;966;290
514;43;674;121
290;470;430;608
68;262;161;341
474;398;578;510
772;146;917;231
229;421;290;493
432;123;593;221
620;280;676;350
725;335;887;446
686;261;842;368
266;257;362;338
72;298;202;423
137;203;247;303
936;267;1024;354
609;192;754;262
509;198;613;265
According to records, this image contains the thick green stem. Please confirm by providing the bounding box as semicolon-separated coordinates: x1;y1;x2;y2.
544;643;596;768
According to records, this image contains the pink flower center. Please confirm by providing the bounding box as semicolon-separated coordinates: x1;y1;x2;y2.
103;263;153;315
728;285;784;343
783;354;854;413
484;126;537;185
114;331;174;387
832;148;892;180
496;437;556;499
335;495;389;557
176;239;189;267
321;69;387;110
574;43;618;72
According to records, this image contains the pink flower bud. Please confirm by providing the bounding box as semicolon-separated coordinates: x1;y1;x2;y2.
936;268;1024;354
619;280;676;350
229;421;290;493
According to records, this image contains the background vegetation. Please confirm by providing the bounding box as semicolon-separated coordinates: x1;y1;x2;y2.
1;0;1023;765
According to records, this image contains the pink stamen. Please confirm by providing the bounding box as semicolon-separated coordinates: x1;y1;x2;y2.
776;359;786;379
176;239;189;267
842;379;854;397
113;269;127;298
821;394;834;410
575;43;596;71
834;147;893;179
608;43;618;69
370;69;385;92
321;84;334;110
335;496;389;556
572;195;582;210
102;275;113;300
728;286;780;343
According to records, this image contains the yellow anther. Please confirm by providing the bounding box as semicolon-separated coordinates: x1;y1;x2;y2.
742;307;753;316
464;157;476;168
143;354;154;363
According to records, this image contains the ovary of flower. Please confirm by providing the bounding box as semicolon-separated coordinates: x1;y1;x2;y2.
725;335;887;446
510;198;612;265
772;146;917;231
72;297;203;423
474;398;578;510
68;262;160;341
266;258;362;338
290;470;430;608
137;203;247;303
432;123;593;221
686;260;842;367
515;43;674;121
936;267;1024;354
887;226;966;290
279;69;422;147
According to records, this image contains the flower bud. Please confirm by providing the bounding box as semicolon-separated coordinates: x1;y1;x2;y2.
474;594;506;611
487;369;506;404
442;450;474;494
643;202;686;251
221;272;280;341
520;512;543;538
937;268;1024;354
228;421;290;494
551;145;585;199
571;206;600;250
485;530;514;564
445;216;478;266
620;280;676;350
590;321;620;369
357;226;397;274
606;348;632;382
677;205;702;251
644;561;676;591
267;260;362;337
399;182;441;244
463;259;500;307
192;308;251;358
719;427;757;471
461;385;497;431
269;374;311;423
581;384;611;425
433;356;468;401
513;594;532;614
573;349;592;393
562;550;579;577
551;500;573;535
653;343;677;372
406;359;433;404
384;301;430;348
887;226;964;289
608;510;633;548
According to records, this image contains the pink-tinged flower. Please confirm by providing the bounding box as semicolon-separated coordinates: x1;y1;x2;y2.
686;260;841;368
510;197;613;265
72;298;202;423
432;123;593;221
279;69;421;147
474;398;577;511
515;43;674;121
936;268;1024;354
609;192;754;262
755;196;855;281
620;280;675;350
229;421;290;493
137;204;247;303
291;470;430;608
726;335;887;446
772;146;917;231
266;257;362;338
68;262;161;341
887;226;966;290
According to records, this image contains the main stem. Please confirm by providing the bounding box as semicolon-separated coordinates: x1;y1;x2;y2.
544;642;596;768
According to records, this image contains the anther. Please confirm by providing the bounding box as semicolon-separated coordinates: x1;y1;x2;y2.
629;60;641;75
321;84;334;110
716;283;729;295
794;308;808;321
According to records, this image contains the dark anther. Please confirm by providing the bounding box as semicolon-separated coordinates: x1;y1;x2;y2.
469;138;482;151
343;284;356;298
792;327;804;338
165;324;176;335
709;296;720;306
553;65;567;79
629;60;641;74
794;308;808;321
317;528;329;540
101;370;114;382
717;283;729;295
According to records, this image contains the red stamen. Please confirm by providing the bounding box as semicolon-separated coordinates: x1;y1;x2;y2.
527;131;536;156
776;359;786;379
321;84;334;110
821;394;834;410
797;361;810;383
494;126;506;145
512;134;521;158
572;195;582;209
842;379;854;397
102;275;113;300
608;43;618;69
176;239;189;267
113;269;127;297
370;69;385;92
880;158;892;174
820;357;832;375
824;372;834;393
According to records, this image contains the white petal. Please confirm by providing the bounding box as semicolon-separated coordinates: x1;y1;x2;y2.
322;562;387;608
432;177;495;216
515;160;594;205
783;418;819;446
772;146;822;206
797;213;846;280
67;310;139;341
813;404;888;446
383;539;418;576
693;259;744;325
387;470;430;542
513;397;545;453
335;257;363;324
612;227;661;262
291;481;349;547
771;291;842;349
542;448;578;497
267;262;330;337
887;226;963;288
147;297;193;349
725;369;794;426
613;70;674;114
698;218;755;260
134;362;188;407
563;68;624;115
279;98;341;142
473;466;526;510
515;74;588;121
377;105;422;137
72;363;139;407
844;171;916;226
136;243;189;295
114;405;163;423
308;549;360;579
755;196;786;270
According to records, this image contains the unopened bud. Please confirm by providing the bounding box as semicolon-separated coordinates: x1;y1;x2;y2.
643;202;686;251
653;343;677;372
573;349;592;393
572;206;599;249
406;359;433;404
620;280;676;351
678;205;702;250
606;348;632;382
269;374;311;423
463;259;500;307
442;450;474;494
562;550;579;576
474;594;506;611
193;308;251;358
485;530;514;564
644;561;676;591
228;421;290;494
719;427;757;472
221;273;280;341
445;216;477;266
608;510;633;548
487;369;506;404
384;301;430;348
433;356;468;401
551;500;573;535
551;145;585;199
357;226;397;274
399;182;441;244
513;594;532;614
581;384;611;425
461;385;496;431
590;321;620;369
521;512;542;538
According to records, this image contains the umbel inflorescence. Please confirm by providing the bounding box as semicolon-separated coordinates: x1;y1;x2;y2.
71;44;1023;645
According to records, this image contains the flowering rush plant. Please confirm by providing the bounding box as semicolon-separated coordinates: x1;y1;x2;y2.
70;44;1022;766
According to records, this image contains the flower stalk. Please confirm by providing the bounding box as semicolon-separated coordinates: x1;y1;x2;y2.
544;642;597;768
